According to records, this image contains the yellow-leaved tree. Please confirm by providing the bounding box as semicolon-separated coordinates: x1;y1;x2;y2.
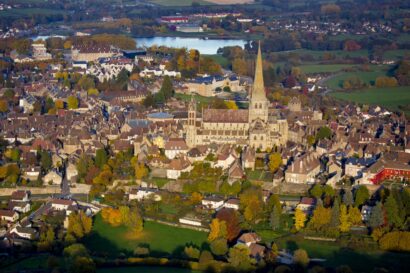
294;208;306;231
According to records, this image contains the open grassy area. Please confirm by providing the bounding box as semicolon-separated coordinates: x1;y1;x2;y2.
205;54;230;68
329;86;410;112
0;8;66;19
298;64;356;74
274;235;410;273
175;93;213;104
146;177;169;188
324;68;389;90
84;214;208;257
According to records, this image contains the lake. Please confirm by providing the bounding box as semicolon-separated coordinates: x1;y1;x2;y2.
31;35;248;54
135;37;248;54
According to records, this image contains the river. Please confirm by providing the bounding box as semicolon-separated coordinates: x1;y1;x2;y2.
31;35;248;55
135;36;248;54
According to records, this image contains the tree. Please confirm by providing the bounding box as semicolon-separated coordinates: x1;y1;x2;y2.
354;186;370;207
39;150;52;172
67;96;79;109
119;206;131;226
216;208;241;242
308;206;331;231
95;148;108;169
67;211;92;239
323;185;335;197
225;100;238;109
210;238;228;256
316;126;332;140
293;249;309;267
379;231;410;252
128;209;143;235
330;198;340;228
270;207;281;231
239;187;263;224
294;208;306;231
228;245;254;271
55;99;64;109
160;76;174;100
384;194;402;228
342;189;353;206
0;99;8;113
199;250;214;267
347;206;362;226
184;245;200;260
310;184;323;199
208;218;227;241
87;88;99;96
339;204;350;232
268;152;282;172
368;202;384;229
134;162;149;181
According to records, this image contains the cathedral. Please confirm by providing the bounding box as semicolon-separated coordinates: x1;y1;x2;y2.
185;43;288;150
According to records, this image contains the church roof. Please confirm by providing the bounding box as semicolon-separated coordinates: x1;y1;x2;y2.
203;109;248;123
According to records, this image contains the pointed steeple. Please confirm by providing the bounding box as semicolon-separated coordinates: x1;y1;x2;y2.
252;41;266;100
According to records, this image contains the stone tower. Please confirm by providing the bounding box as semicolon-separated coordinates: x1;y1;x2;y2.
248;41;269;124
186;96;197;147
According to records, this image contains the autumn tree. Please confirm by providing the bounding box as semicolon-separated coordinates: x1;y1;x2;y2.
240;187;263;224
339;204;350;232
294;208;306;231
293;249;309;267
268;152;282;172
67;96;79;109
348;206;362;226
67;211;92;240
210;238;228;256
184;245;201;260
216;208;241;242
308;206;331;231
225;100;238;109
228;244;255;272
208;218;227;242
0;99;8;113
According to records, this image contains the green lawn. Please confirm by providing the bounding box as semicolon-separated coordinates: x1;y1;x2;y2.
298;64;356;74
146;177;169;188
2;255;49;273
274;235;410;273
324;69;389;90
383;49;410;60
175;93;212;104
329;86;410;112
205;54;230;68
84;214;208;257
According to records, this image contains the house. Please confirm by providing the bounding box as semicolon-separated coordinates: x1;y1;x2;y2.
50;199;76;212
228;160;245;184
167;157;192;179
242;147;256;170
0;209;19;222
10;226;38;240
66;162;78;183
296;197;316;213
223;199;240;210
164;138;189;159
22;166;41;181
285;153;321;184
179;214;203;227
202;196;224;210
11;190;30;202
8;201;31;213
128;188;161;201
43;170;63;185
345;157;376;178
249;243;266;260
237;232;261;247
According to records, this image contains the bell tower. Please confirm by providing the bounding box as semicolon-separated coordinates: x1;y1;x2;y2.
248;41;269;124
186;96;197;147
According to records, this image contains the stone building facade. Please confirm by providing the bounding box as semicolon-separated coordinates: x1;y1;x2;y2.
185;43;288;150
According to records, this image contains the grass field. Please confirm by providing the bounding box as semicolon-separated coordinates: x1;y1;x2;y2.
274;235;410;273
298;64;356;74
205;54;230;68
324;68;389;90
329;86;410;112
175;93;212;104
84;214;208;257
0;8;65;18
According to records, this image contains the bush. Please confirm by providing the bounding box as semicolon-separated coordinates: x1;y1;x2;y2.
379;231;410;251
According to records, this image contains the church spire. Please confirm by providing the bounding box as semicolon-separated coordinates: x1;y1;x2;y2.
252;41;266;99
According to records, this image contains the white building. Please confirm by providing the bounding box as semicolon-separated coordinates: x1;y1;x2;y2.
202;196;224;210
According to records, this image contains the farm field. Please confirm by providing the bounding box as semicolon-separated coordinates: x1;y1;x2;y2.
273;235;410;273
323;67;390;90
0;8;65;19
329;86;410;112
298;64;356;74
83;214;208;257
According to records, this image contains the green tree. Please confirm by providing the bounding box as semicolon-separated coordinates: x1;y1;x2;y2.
67;96;79;109
160;75;174;100
129;209;143;235
310;184;323;199
228;245;255;271
316;126;332;140
270;206;281;231
342;188;353;206
95;148;108;169
210;238;228;256
39;150;52;172
323;185;335;197
184;245;200;260
369;201;384;229
384;194;402;228
354;185;370;207
330;198;340;228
